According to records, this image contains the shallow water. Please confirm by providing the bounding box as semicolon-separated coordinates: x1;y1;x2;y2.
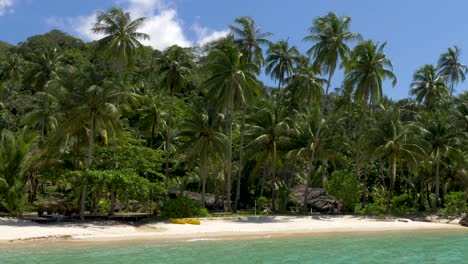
1;231;468;263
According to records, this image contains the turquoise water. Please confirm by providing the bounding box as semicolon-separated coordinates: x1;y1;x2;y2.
1;231;468;263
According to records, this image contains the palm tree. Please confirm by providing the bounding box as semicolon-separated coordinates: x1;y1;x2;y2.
25;49;65;140
59;65;124;220
229;16;272;68
265;40;300;91
138;93;166;148
0;52;23;99
157;45;194;196
410;64;449;110
179;101;227;207
285;65;326;106
420;110;463;211
205;44;259;212
245;102;290;212
92;7;149;82
437;46;467;103
0;128;39;216
344;40;397;180
304;12;361;95
370;107;424;212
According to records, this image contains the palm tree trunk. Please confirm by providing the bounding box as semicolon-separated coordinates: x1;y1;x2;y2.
303;148;316;214
260;162;267;197
201;161;208;208
385;156;397;213
433;156;440;212
108;189;116;216
164;87;175;198
418;176;426;211
234;103;247;212
225;99;234;212
271;144;277;212
325;71;333;96
119;49;124;82
80;113;95;221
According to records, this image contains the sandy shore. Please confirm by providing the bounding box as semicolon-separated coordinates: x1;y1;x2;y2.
0;215;465;244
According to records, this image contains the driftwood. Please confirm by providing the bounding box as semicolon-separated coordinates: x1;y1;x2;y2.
290;185;341;213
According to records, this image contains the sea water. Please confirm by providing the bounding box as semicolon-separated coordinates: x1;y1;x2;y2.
1;231;468;263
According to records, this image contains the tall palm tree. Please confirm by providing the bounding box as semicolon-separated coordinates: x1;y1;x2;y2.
205;44;259;212
420;110;463;211
304;12;361;95
157;45;194;196
437;46;467;103
245;104;290;212
344;40;397;180
370;107;424;212
92;7;149;82
265;40;300;91
179;101;227;207
0;52;23;99
410;64;449;110
229;16;272;68
60;65;124;220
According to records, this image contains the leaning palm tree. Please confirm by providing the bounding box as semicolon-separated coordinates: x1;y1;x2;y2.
304;12;361;95
344;40;397;180
179;101;227;207
265;40;300;91
205;44;259;212
410;64;449;110
92;7;149;82
229;16;272;68
437;46;467;103
157;45;194;194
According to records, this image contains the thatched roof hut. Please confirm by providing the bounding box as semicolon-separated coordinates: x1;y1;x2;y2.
290;185;341;214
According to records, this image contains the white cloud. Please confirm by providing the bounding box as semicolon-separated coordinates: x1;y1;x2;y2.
0;0;14;16
46;0;227;50
192;23;229;46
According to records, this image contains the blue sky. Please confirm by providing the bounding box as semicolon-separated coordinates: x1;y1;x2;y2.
1;0;468;100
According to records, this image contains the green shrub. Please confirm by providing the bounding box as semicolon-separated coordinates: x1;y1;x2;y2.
256;196;268;210
325;170;361;213
163;196;205;218
390;193;414;214
198;208;209;217
439;192;467;216
354;203;385;215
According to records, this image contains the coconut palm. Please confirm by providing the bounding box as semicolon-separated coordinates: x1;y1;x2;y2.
285;65;326;106
304;12;361;95
24;49;65;140
370;107;425;212
245;102;291;212
265;40;300;90
345;40;397;180
229;16;272;68
59;65;124;220
437;46;467;103
420;110;464;211
157;45;194;194
138;93;166;148
410;64;449;111
92;7;149;82
0;128;39;216
205;44;259;212
179;101;227;207
0;52;23;99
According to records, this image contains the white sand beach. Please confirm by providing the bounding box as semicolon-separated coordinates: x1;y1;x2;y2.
0;215;465;244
